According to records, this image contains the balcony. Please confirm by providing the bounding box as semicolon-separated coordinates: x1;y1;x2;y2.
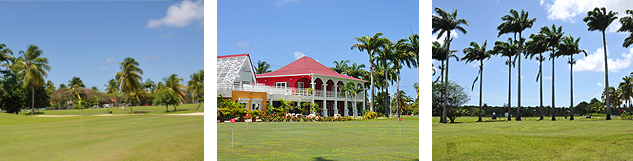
218;83;364;100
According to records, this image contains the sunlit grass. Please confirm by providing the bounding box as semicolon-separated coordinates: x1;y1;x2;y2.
23;103;204;116
433;116;633;160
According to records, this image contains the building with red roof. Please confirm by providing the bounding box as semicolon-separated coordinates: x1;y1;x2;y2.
218;54;366;117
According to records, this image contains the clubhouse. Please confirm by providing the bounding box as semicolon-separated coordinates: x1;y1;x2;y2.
217;54;366;117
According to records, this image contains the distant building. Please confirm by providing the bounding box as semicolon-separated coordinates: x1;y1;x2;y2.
217;54;366;117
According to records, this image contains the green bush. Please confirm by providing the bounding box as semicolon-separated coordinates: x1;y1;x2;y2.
621;112;633;120
364;112;378;119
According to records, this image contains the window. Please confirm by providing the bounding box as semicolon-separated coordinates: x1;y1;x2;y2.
275;82;288;88
297;82;304;89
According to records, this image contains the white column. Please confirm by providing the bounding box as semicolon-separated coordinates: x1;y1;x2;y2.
362;86;366;113
310;82;315;114
344;93;349;116
322;84;328;117
353;98;357;118
334;85;338;115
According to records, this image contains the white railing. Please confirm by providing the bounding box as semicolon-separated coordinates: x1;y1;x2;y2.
218;83;364;99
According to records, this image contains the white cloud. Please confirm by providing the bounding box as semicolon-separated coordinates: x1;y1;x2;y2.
607;22;623;33
105;56;114;64
597;82;603;87
293;51;305;60
274;0;299;7
147;0;203;28
540;0;633;22
574;47;633;72
236;41;250;49
432;30;459;46
143;54;162;60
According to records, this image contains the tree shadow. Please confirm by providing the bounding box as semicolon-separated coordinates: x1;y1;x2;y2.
312;157;335;161
132;111;147;113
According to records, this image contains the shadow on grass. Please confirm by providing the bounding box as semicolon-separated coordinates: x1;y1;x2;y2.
163;109;190;113
132;111;147;113
312;157;335;161
22;111;46;115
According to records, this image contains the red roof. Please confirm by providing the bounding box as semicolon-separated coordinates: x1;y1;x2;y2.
256;56;366;82
217;53;249;59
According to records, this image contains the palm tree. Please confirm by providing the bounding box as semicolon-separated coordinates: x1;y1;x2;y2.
188;70;204;110
104;79;119;94
144;79;156;92
165;74;187;101
375;40;400;118
492;38;519;121
461;40;492;122
603;86;620;113
618;9;633;48
618;77;633;112
584;7;618;120
497;9;536;121
68;76;86;89
525;31;549;120
540;24;565;121
352;32;389;113
17;45;51;116
331;60;350;74
344;62;366;79
433;7;469;123
254;60;272;74
0;44;12;74
115;57;143;113
557;35;586;120
392;34;419;118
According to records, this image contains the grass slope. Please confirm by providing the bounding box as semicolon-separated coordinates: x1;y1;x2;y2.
217;116;419;161
433;117;633;160
0;110;203;160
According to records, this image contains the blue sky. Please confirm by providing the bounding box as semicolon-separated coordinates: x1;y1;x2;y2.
218;0;419;98
432;0;633;107
0;1;203;91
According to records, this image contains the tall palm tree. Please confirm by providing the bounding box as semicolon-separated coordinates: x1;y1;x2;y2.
497;9;536;121
432;41;458;83
375;40;400;118
392;34;419;118
165;74;187;101
618;77;633;112
144;78;156;92
0;44;12;74
17;45;50;116
584;7;618;120
525;33;549;120
68;76;85;89
433;7;468;123
115;57;143;113
331;60;350;74
618;9;633;48
557;35;586;120
352;32;389;113
104;79;119;94
253;60;272;74
188;70;204;110
492;38;519;121
461;40;492;122
539;24;565;121
345;63;366;79
603;86;620;113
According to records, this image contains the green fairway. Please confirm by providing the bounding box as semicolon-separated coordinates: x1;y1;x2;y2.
433;116;633;160
0;107;203;160
217;116;419;161
27;103;204;116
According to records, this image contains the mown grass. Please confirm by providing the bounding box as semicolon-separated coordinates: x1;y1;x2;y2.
0;110;203;160
23;103;204;116
433;116;633;160
217;116;419;161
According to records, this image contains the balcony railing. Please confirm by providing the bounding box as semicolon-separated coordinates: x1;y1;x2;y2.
218;83;364;99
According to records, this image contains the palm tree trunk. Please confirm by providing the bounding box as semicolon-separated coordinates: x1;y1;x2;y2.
370;55;375;113
31;88;34;116
539;55;544;120
552;56;556;121
442;31;451;123
478;61;483;122
397;68;401;118
603;31;611;120
570;55;575;120
129;94;133;113
385;61;390;118
517;33;522;121
507;57;512;121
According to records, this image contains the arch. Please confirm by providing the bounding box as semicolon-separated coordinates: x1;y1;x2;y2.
296;77;311;89
325;79;335;91
313;78;324;90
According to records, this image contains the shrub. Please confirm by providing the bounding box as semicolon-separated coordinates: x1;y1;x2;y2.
364;112;378;119
621;112;633;120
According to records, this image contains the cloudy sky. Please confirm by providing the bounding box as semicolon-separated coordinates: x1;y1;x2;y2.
432;0;633;107
0;1;203;90
218;0;420;98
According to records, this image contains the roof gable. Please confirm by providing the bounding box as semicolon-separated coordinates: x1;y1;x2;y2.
256;57;365;82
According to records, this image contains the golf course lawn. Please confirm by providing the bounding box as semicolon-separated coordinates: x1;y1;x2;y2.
0;104;203;160
217;116;419;161
433;116;633;160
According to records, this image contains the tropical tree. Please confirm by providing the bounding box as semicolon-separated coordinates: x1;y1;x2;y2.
143;78;156;93
345;62;366;79
461;40;492;122
351;32;389;113
432;7;469;123
525;31;549;120
331;60;350;74
557;35;587;120
188;70;204;110
115;57;143;113
497;9;536;121
618;76;633;111
104;79;119;94
432;41;458;83
17;45;51;116
68;76;85;89
618;9;633;48
0;44;12;74
165;74;187;101
389;36;418;118
584;7;618;120
535;24;565;121
492;38;519;121
603;86;620;113
253;60;272;74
